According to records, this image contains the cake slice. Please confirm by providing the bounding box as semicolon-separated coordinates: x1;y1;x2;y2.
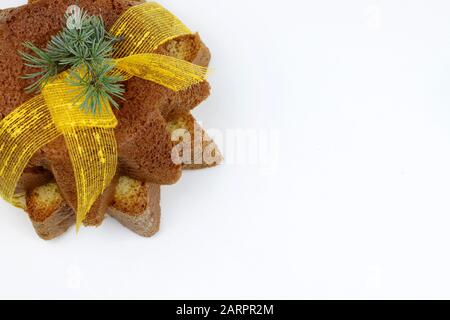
108;177;161;238
18;183;75;240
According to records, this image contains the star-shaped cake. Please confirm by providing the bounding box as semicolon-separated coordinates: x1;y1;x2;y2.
0;0;222;239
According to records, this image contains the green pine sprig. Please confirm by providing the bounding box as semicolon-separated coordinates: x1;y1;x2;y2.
19;9;125;114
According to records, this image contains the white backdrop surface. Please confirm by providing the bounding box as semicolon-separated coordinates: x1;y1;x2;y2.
1;0;450;299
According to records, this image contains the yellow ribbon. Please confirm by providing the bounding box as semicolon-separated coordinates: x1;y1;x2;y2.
0;2;208;229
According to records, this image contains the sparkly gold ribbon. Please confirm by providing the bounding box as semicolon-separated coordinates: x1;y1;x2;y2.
0;2;208;229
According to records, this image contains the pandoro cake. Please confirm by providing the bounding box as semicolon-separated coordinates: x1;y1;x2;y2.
0;0;222;239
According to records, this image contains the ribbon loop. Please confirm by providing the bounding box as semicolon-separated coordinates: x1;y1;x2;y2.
0;96;60;201
110;2;192;58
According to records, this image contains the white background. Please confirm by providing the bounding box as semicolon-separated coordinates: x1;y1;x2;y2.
1;0;450;299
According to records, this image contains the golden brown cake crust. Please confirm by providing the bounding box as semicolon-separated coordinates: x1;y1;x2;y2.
30;204;75;240
26;183;64;222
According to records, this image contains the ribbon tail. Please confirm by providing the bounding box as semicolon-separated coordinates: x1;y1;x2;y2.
64;127;117;231
115;53;208;91
42;75;119;231
0;96;60;202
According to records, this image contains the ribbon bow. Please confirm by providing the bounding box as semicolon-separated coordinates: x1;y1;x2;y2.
0;2;208;229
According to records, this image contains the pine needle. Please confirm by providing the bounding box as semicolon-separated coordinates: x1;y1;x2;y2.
19;9;125;114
